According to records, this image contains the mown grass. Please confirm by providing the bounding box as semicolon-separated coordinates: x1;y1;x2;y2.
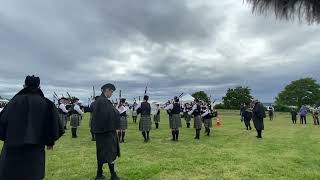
1;110;320;180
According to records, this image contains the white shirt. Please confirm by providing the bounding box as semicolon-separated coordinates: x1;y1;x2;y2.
188;104;198;115
135;102;144;110
164;104;173;111
117;105;128;114
201;109;211;117
74;104;83;115
59;104;69;113
0;108;3;113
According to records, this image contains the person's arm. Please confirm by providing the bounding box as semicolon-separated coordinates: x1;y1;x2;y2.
201;109;209;117
74;105;83;115
118;105;128;114
164;104;173;111
188;104;197;115
59;104;69;113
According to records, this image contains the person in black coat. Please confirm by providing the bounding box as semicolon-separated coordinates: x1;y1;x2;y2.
0;75;64;180
243;105;253;130
291;109;298;124
92;83;120;180
252;100;266;139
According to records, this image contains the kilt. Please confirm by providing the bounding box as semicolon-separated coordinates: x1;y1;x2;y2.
184;112;191;122
169;114;182;129
96;131;120;164
59;113;68;127
194;115;202;129
0;143;45;180
70;114;81;128
154;114;160;123
203;118;212;128
139;115;151;131
119;116;128;130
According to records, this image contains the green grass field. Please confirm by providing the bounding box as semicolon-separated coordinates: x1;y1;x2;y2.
1;110;320;180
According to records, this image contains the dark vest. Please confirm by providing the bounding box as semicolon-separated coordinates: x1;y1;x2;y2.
171;103;181;114
140;102;151;115
193;104;201;116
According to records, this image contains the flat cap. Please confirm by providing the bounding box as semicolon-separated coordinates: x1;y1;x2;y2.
101;83;116;91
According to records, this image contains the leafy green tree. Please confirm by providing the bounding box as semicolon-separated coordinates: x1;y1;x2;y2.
222;86;253;109
192;91;210;104
275;78;320;107
246;0;320;24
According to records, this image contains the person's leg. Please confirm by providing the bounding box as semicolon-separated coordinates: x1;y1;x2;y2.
118;131;122;143
71;128;76;138
146;131;150;141
96;162;104;179
171;130;175;141
195;129;200;139
108;162;119;179
257;130;262;138
75;128;78;138
122;131;125;143
142;131;147;142
176;129;179;141
207;128;210;136
194;129;198;139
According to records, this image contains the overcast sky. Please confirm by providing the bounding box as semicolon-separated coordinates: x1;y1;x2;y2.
0;0;319;104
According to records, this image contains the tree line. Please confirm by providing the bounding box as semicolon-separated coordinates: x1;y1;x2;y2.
192;78;320;111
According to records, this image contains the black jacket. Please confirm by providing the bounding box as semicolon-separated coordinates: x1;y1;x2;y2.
252;102;265;130
92;94;120;134
0;87;64;147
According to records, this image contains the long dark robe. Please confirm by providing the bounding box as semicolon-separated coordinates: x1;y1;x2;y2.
252;102;266;131
89;101;97;130
92;94;120;164
0;87;64;180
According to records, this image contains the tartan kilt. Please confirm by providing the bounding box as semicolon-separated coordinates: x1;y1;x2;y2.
59;113;68;126
119;116;128;130
70;114;81;128
169;114;182;129
184;112;191;122
139;115;151;131
203;118;212;128
194;115;202;129
154;114;160;123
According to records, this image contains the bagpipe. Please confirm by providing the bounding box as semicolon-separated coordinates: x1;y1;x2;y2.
137;86;148;115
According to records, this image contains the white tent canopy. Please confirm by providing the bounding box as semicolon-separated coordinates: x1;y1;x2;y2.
180;94;194;104
0;99;9;103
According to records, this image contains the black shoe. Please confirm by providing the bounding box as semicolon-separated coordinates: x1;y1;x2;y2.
95;175;106;180
111;174;120;180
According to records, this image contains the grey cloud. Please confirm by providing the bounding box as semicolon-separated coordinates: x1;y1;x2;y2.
0;0;319;103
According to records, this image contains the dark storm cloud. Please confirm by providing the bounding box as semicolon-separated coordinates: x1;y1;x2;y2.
0;0;319;103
